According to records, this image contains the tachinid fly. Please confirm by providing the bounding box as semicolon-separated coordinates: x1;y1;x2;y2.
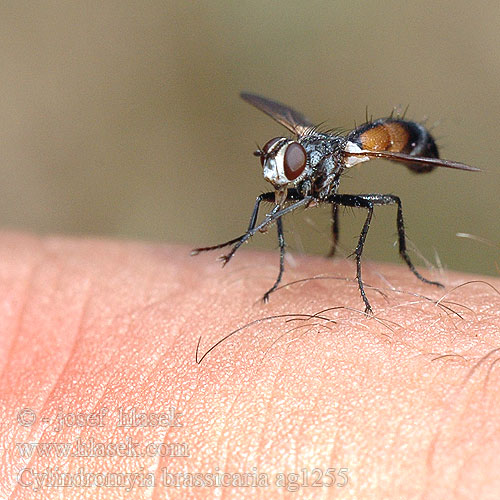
192;92;479;313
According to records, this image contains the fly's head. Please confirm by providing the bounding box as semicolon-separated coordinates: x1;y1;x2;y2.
254;137;309;203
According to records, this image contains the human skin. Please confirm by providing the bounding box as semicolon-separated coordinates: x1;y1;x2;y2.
0;232;499;499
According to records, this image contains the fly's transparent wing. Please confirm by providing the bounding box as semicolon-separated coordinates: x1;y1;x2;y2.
240;92;314;136
345;149;480;172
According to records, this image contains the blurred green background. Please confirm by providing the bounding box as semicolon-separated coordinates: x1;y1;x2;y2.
0;1;498;275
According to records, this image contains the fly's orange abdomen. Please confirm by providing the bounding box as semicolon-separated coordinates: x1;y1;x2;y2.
348;118;439;173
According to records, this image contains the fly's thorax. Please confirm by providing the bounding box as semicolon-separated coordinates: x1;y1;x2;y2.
303;134;348;197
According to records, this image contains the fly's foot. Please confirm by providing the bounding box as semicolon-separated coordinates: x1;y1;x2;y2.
218;254;231;266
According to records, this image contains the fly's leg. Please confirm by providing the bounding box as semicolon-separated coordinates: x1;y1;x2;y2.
355;194;443;288
191;192;275;256
326;192;443;313
262;217;285;302
192;190;311;302
327;203;339;258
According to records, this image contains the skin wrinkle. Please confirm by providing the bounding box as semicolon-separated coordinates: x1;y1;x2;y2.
152;339;211;500
230;337;289;473
78;304;189;500
137;343;181;500
258;341;294;471
10;315;105;498
433;408;485;497
213;376;246;465
34;290;92;428
256;342;293;446
259;345;296;450
294;354;330;472
290;338;336;469
426;361;498;494
484;356;500;392
325;382;343;493
153;302;281;497
1;252;94;497
10;244;188;499
1;234;500;498
128;302;198;478
0;249;46;382
14;292;94;481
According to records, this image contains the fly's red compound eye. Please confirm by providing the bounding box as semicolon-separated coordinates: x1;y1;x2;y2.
284;142;307;180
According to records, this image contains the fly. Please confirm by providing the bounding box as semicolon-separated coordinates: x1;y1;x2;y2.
192;92;480;313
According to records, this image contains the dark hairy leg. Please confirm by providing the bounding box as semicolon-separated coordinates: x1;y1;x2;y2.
191;191;276;255
262;216;285;302
192;189;311;301
327;202;339;258
326;193;443;313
